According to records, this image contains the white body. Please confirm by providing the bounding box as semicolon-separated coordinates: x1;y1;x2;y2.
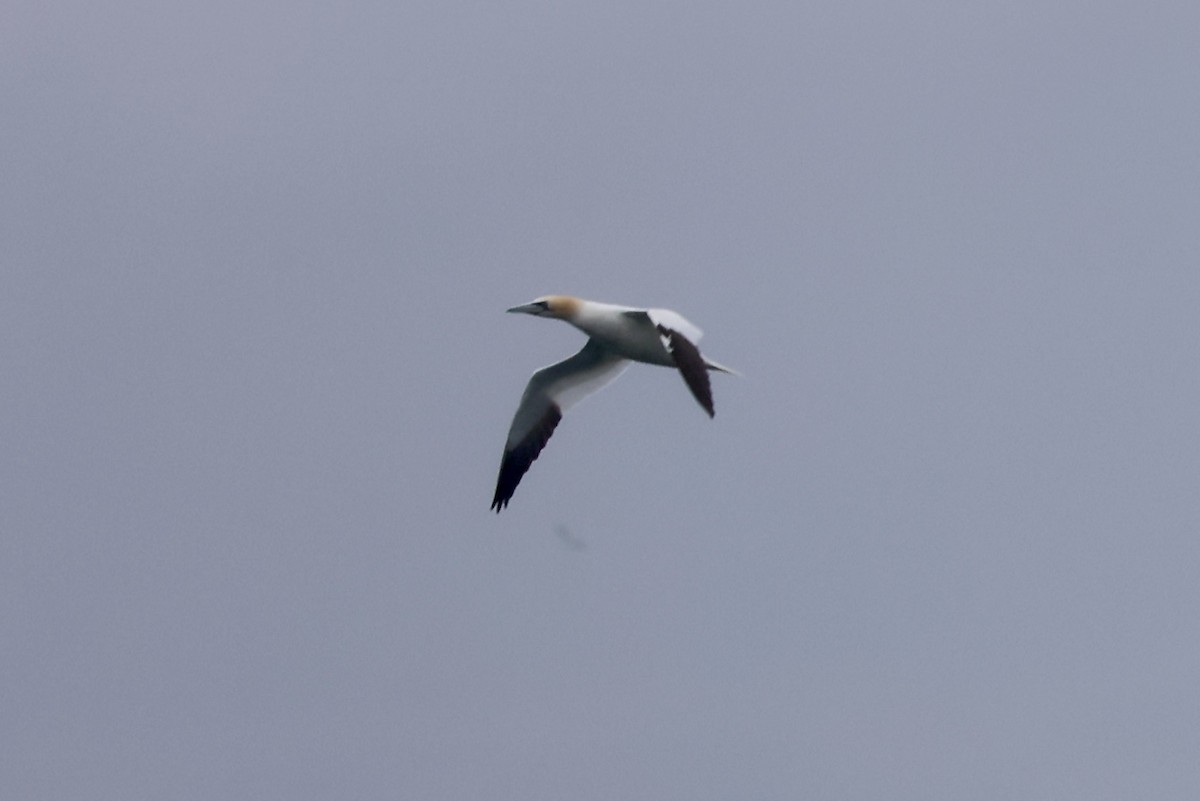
564;301;704;367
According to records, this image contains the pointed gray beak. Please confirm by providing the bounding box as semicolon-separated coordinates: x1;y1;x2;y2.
506;302;545;315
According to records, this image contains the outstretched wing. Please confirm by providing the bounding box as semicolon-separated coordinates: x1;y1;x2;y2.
656;324;715;417
492;339;628;511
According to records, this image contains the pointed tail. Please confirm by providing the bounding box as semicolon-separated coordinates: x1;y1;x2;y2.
704;357;741;377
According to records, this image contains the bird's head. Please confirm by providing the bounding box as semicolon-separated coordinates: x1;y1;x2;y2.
506;295;581;319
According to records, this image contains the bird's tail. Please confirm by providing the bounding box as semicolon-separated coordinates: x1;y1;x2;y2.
704;357;741;377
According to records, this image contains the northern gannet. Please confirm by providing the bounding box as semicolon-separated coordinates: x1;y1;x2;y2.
491;295;736;511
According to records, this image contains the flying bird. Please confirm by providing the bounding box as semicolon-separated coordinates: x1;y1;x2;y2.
491;295;736;511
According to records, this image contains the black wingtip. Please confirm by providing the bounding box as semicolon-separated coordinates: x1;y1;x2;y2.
490;483;512;513
658;324;716;418
490;404;563;513
490;492;510;513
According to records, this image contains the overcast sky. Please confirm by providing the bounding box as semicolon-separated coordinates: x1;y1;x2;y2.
3;1;1199;798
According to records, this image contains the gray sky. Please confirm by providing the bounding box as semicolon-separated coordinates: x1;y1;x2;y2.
3;1;1199;798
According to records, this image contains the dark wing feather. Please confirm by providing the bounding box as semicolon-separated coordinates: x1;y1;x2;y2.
658;324;715;417
491;403;562;511
491;340;627;512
